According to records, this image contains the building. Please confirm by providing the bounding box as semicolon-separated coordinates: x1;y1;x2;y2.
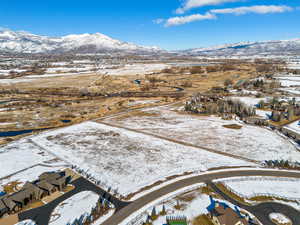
0;199;9;217
209;205;248;225
206;196;253;225
0;171;71;218
166;216;188;225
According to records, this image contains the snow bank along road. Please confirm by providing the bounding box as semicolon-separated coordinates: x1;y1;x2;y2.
102;169;300;225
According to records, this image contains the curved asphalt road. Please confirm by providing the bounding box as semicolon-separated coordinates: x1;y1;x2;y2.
208;181;300;225
101;169;300;225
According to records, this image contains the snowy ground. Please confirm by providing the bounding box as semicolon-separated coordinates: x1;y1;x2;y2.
46;66;91;73
280;80;300;87
279;87;300;95
29;121;255;197
256;109;272;119
0;139;56;178
129;185;252;225
14;220;36;225
0;165;65;192
106;106;299;162
269;213;291;224
99;63;168;76
0;63;169;83
127;100;160;107
274;75;300;88
219;176;300;201
229;96;266;107
49;191;99;225
284;120;300;134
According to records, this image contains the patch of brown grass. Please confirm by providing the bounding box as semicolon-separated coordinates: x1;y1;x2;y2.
215;183;249;205
192;214;214;225
271;218;292;225
3;181;23;193
223;124;242;129
115;110;159;121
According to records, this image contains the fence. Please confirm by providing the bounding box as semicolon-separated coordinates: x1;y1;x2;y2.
220;178;300;203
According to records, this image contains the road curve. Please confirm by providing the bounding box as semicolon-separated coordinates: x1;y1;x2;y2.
208;181;300;225
102;169;300;225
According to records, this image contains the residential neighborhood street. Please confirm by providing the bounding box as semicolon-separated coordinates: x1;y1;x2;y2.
101;169;300;225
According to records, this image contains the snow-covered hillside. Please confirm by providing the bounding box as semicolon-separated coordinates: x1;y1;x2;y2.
183;39;300;57
0;29;161;54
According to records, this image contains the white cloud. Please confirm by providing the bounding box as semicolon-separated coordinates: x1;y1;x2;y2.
210;5;293;15
165;13;216;27
176;0;240;14
153;18;165;24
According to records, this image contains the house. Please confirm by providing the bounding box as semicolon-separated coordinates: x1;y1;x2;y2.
0;198;9;217
38;171;70;191
206;196;250;225
22;182;46;200
209;205;248;225
35;180;57;196
1;195;18;213
0;170;71;218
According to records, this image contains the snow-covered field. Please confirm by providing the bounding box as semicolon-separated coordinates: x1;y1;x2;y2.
127;100;160;107
29;121;254;196
46;67;91;73
0;139;56;178
100;63;168;76
219;176;300;200
106;106;299;162
279;87;300;95
280;80;300;87
49;191;99;225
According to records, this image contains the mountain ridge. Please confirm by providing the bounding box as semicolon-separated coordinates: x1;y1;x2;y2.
0;29;161;54
1;29;300;56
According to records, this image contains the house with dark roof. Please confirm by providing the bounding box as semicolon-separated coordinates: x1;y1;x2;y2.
35;180;57;195
0;198;9;217
209;205;248;225
0;170;71;218
1;196;18;213
206;196;251;225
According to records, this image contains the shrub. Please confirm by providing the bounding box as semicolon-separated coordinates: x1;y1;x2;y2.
181;81;193;87
190;66;203;74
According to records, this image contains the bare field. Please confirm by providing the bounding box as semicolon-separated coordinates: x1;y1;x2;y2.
104;105;300;162
29;121;255;197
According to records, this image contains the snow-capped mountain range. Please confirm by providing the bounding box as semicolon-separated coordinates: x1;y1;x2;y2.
183;39;300;56
0;29;300;56
0;29;161;54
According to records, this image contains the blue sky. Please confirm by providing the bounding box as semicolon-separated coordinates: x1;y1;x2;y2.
1;0;299;50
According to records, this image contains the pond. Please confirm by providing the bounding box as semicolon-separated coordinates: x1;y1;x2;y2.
0;128;49;137
61;120;71;123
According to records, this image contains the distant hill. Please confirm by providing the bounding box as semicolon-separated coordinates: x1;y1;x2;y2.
181;39;300;57
0;29;161;54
